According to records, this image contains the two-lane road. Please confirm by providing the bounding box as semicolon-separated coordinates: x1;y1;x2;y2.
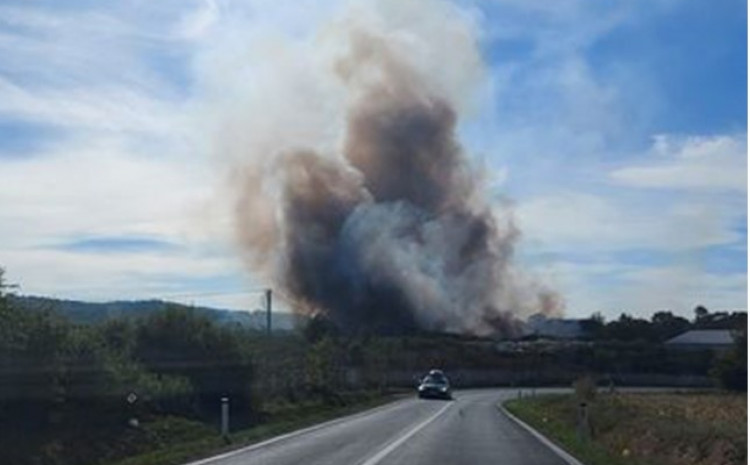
191;389;569;465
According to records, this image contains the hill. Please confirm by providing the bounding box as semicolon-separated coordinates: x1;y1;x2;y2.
7;294;300;331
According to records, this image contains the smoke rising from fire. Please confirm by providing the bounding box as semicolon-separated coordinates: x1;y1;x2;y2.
203;0;562;336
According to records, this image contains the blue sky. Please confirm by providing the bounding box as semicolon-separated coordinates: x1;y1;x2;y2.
0;0;745;320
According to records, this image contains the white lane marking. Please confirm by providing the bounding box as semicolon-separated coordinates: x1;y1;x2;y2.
359;401;453;465
499;404;585;465
184;398;412;465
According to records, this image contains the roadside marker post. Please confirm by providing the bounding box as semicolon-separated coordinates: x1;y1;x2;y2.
126;391;139;428
577;402;590;441
221;397;230;438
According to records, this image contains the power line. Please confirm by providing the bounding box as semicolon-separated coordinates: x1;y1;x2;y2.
156;289;269;300
157;287;302;335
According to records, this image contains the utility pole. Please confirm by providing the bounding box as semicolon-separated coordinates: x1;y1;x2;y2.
265;288;272;335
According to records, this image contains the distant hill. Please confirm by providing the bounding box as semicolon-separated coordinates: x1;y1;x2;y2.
7;295;301;331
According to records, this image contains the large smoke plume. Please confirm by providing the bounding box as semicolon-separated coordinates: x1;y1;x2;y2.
205;0;561;336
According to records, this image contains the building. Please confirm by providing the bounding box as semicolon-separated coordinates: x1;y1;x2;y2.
523;314;583;339
664;329;735;351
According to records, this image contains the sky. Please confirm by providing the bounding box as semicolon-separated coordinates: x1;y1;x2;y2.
0;0;746;321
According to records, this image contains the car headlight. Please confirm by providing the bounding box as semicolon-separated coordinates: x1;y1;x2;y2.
440;386;448;392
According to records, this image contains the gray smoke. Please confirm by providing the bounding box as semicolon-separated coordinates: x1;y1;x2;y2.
207;0;562;336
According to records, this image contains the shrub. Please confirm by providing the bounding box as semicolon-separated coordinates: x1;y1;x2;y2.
573;375;597;402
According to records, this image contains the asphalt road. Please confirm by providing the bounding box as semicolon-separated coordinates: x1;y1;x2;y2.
191;389;570;465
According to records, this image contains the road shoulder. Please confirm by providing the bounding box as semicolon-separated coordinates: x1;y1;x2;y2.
497;402;585;465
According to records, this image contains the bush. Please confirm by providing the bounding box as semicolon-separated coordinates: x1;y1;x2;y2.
712;330;747;392
573;375;597;402
133;306;255;425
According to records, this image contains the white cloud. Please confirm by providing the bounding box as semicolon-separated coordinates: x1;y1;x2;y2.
516;190;742;252
461;0;747;318
515;131;746;318
0;77;187;136
0;243;259;312
0;132;242;302
0;4;184;92
0;1;355;306
3;136;211;233
529;258;746;319
611;134;747;192
0;138;250;306
620;266;746;317
174;0;219;40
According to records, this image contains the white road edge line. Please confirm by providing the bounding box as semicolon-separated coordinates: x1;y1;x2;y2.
498;403;585;465
184;397;411;465
359;401;453;465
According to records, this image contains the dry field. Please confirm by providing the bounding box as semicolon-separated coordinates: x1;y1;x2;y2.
506;391;747;465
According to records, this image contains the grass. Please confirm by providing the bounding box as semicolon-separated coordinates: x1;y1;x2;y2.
504;392;747;465
108;391;403;465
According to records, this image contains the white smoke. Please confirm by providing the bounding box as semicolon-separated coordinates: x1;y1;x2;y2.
193;0;562;336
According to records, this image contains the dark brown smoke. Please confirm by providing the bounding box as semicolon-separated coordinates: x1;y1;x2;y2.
228;10;561;337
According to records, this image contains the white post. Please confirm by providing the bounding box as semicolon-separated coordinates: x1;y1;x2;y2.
221;397;229;437
577;402;589;441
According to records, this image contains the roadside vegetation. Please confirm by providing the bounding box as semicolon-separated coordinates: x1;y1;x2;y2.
108;392;396;465
505;387;747;465
505;334;747;465
0;269;403;465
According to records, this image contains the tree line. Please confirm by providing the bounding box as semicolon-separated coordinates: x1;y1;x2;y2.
577;306;746;343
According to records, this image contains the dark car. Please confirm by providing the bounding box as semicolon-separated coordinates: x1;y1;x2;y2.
417;369;452;400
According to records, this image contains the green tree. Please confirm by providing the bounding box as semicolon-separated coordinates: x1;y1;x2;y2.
580;312;605;339
694;305;709;323
651;311;690;341
0;297;68;429
133;306;255;424
711;330;747;392
605;313;654;342
304;314;340;343
306;336;339;396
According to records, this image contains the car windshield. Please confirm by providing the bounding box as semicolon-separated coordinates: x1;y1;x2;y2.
424;374;447;385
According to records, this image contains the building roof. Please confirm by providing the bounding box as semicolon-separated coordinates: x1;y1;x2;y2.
665;329;735;346
523;316;583;339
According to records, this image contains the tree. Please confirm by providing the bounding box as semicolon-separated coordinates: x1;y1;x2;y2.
580;312;605;339
133;306;255;424
306;337;339;396
711;330;747;392
650;311;690;341
0;267;14;296
694;305;709;323
0;296;69;429
605;313;655;342
0;267;18;312
304;314;340;343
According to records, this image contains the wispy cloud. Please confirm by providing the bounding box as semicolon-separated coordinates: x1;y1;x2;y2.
611;134;747;192
56;236;181;255
530;258;746;317
0;77;186;136
517;190;743;253
516;131;746;317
